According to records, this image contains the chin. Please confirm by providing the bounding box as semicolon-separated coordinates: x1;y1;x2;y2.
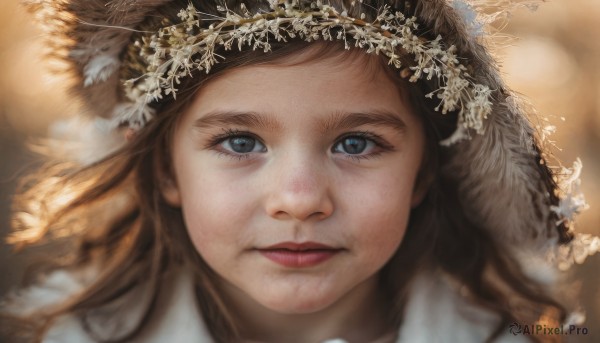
257;289;340;315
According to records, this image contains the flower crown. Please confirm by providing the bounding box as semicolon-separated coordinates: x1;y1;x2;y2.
121;0;492;145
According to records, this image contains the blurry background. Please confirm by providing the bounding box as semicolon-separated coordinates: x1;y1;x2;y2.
0;0;598;341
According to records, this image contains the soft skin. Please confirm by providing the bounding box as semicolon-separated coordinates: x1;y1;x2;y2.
161;48;427;342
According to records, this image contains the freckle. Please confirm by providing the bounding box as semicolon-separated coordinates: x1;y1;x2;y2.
289;177;314;193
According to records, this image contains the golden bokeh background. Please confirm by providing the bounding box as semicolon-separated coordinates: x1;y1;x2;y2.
0;0;598;341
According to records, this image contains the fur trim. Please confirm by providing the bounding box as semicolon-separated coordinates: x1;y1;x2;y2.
24;0;172;120
410;0;570;273
47;116;126;165
399;270;529;342
2;267;212;343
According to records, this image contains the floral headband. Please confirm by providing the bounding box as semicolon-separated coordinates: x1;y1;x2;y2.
121;0;491;146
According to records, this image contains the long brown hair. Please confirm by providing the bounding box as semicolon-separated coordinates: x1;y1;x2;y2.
4;1;567;342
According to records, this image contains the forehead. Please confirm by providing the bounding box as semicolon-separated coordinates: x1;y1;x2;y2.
197;40;406;97
182;45;415;128
261;41;390;76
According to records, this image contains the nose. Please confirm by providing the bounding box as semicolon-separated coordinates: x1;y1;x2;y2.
264;152;334;222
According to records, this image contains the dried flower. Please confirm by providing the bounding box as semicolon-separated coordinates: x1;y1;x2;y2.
551;159;589;226
546;158;596;271
555;234;600;271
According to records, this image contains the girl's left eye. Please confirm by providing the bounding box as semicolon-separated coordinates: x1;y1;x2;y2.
332;135;379;156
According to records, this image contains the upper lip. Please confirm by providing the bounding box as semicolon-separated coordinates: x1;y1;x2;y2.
260;242;339;251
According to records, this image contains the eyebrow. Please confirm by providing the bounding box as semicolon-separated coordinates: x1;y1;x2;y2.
192;110;407;133
320;110;407;134
193;111;282;131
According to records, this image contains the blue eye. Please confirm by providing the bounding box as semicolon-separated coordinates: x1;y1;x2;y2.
333;135;377;155
221;135;266;154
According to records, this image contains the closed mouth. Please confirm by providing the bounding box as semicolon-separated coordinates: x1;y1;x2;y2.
256;241;344;267
260;241;340;251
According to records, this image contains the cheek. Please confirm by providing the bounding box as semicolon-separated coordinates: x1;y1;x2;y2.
340;168;417;265
176;163;259;256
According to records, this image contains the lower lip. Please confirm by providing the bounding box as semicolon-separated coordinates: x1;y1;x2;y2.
259;249;340;268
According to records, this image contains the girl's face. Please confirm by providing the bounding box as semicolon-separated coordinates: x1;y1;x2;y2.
162;50;426;315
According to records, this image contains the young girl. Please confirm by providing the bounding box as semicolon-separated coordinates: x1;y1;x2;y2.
2;0;598;342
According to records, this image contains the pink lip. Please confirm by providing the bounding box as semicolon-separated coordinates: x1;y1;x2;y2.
258;242;342;268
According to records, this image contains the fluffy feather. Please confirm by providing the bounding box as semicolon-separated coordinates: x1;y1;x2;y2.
25;0;172;119
83;54;120;87
47;116;126;165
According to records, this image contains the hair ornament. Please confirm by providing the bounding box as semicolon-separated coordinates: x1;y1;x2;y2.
549;159;598;270
121;0;492;144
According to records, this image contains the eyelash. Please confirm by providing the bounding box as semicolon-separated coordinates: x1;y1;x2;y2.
332;131;393;162
206;128;257;161
205;128;393;162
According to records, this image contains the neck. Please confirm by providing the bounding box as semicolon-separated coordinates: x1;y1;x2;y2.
219;275;396;343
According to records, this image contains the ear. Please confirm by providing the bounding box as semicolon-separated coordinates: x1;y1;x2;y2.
411;169;434;208
160;178;182;207
155;158;182;207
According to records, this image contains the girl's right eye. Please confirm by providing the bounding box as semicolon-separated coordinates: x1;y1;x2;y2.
221;135;266;154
